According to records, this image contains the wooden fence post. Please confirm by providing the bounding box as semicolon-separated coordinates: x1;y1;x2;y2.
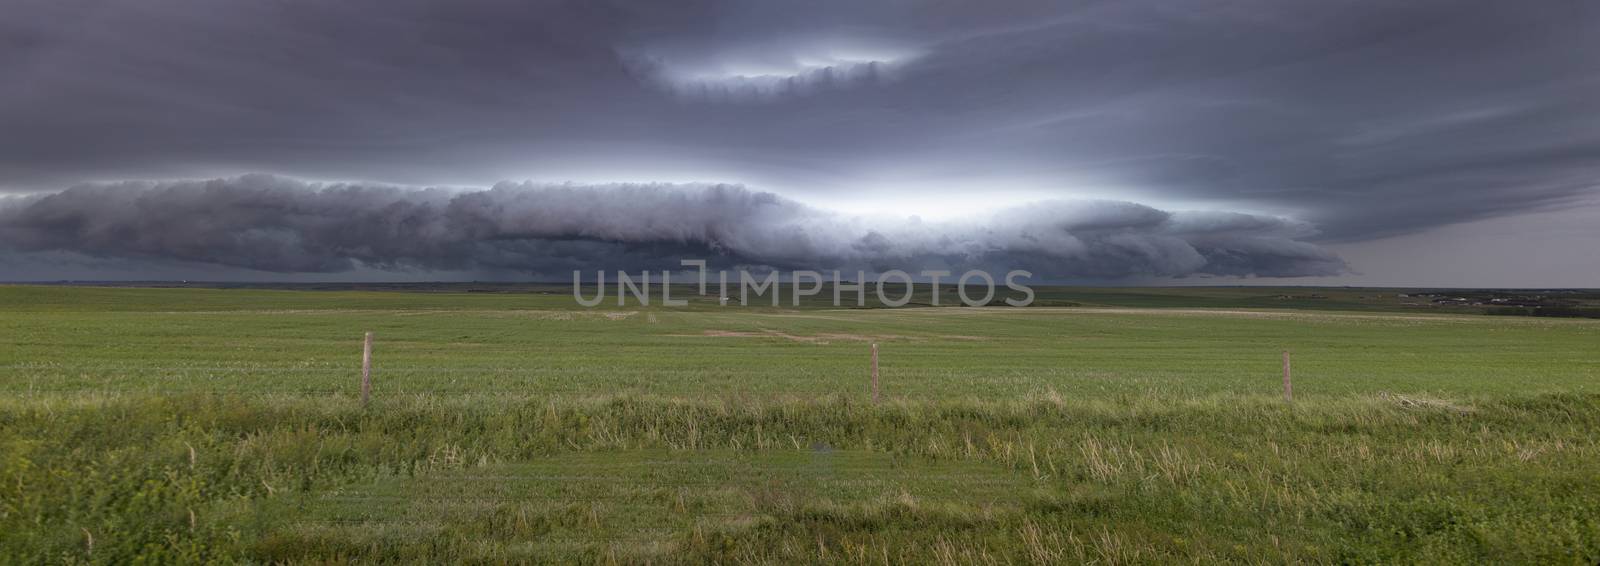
361;332;373;407
871;343;880;403
1282;350;1292;402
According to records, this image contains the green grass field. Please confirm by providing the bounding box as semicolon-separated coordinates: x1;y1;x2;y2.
2;285;1598;563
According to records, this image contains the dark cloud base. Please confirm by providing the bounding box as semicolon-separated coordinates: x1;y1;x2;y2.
0;175;1344;281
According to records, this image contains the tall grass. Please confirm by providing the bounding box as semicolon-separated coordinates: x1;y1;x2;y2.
3;391;1597;563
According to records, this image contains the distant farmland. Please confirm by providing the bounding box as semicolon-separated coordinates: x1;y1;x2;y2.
2;285;1598;563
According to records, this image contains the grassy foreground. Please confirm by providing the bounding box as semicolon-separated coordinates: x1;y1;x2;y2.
2;285;1599;563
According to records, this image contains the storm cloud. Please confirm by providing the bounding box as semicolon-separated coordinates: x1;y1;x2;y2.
2;0;1596;283
0;175;1343;280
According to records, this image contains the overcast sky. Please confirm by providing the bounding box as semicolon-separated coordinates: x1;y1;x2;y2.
2;0;1597;285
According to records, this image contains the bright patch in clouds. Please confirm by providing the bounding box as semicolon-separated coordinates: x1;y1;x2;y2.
630;37;922;100
809;189;1061;221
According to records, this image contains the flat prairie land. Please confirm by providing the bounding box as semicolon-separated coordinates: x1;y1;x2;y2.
2;285;1598;563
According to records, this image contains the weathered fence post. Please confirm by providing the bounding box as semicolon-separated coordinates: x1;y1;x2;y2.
1282;350;1292;402
361;332;373;407
871;343;880;403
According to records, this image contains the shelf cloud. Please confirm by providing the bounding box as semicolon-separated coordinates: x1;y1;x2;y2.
0;175;1343;280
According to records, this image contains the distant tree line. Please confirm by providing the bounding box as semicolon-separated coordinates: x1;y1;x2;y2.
1485;307;1600;319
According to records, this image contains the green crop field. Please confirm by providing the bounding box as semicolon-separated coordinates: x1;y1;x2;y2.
2;284;1599;563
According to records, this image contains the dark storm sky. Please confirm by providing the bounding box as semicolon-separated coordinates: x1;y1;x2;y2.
1;0;1597;284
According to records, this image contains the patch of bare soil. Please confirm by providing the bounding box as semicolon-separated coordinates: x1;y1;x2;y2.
674;329;987;343
683;329;909;344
